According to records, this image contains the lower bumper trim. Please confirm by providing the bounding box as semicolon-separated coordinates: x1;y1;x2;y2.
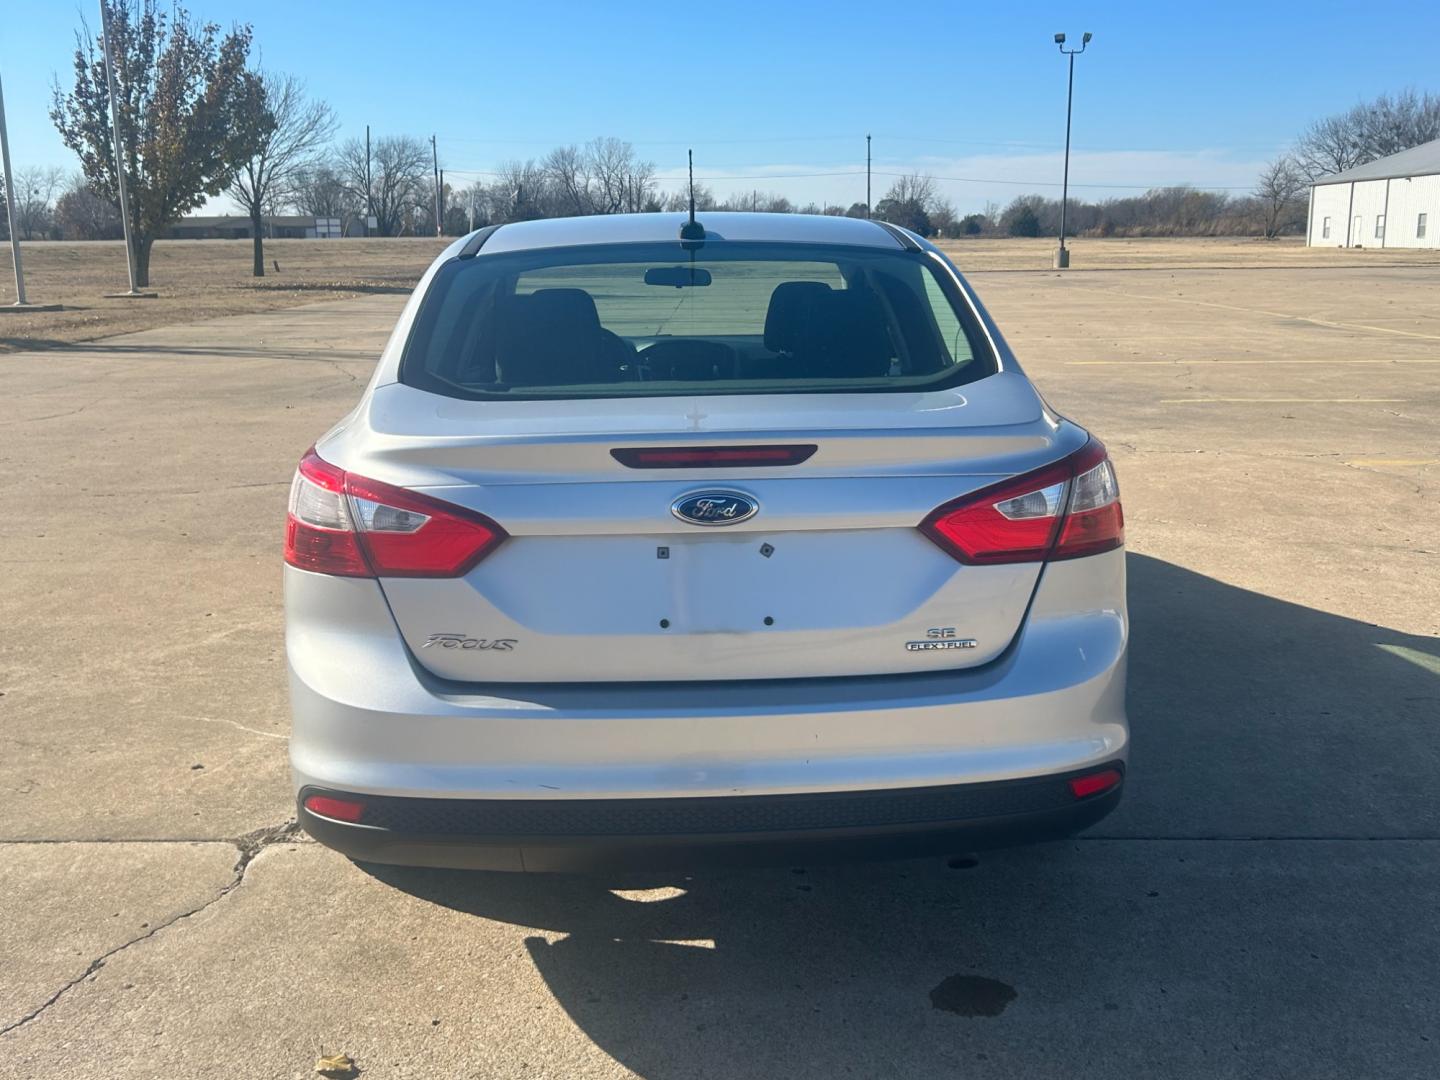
298;765;1123;872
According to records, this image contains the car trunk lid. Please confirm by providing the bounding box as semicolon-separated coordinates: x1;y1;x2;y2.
326;375;1080;683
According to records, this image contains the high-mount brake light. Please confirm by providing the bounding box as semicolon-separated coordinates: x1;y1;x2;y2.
920;439;1123;564
611;445;817;468
283;448;507;578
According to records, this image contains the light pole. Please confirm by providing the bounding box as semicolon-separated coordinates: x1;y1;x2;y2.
1053;31;1091;270
100;0;143;294
0;66;29;306
865;133;871;218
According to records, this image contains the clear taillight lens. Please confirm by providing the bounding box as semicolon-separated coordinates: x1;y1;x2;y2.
283;448;507;578
921;439;1123;564
285;452;369;577
1054;455;1124;560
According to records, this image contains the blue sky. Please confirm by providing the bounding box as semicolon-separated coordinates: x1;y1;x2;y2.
5;0;1439;213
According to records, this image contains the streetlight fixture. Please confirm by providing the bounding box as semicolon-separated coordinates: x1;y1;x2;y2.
1053;30;1092;270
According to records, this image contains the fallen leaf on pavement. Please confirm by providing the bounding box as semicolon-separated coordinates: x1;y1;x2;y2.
315;1051;357;1077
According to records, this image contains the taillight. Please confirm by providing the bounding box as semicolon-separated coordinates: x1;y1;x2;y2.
284;448;506;578
921;439;1123;564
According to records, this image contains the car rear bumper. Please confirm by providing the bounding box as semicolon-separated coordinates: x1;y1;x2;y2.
286;548;1128;868
297;766;1124;872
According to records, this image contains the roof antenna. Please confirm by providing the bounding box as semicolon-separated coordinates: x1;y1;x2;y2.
679;148;705;247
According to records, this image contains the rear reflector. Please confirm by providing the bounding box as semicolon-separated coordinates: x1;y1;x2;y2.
611;445;817;468
920;438;1124;564
284;447;507;578
303;794;366;822
1068;769;1124;799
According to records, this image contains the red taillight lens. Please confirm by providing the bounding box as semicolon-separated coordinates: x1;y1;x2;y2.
283;448;507;578
303;794;366;822
343;471;506;577
920;439;1123;564
1068;768;1124;799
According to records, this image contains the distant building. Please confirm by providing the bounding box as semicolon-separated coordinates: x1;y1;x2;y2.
165;215;344;240
1307;138;1440;249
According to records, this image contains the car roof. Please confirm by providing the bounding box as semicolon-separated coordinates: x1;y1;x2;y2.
476;211;911;255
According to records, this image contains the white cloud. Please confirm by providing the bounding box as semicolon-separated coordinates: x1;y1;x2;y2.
657;147;1275;212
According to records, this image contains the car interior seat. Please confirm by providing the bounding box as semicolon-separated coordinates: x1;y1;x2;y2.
494;288;630;385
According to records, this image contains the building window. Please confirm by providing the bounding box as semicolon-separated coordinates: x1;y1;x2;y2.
1322;216;1331;239
1375;215;1386;240
1420;213;1429;239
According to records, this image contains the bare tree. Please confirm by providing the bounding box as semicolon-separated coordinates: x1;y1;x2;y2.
537;138;656;215
12;165;66;239
490;158;552;222
1294;89;1440;179
543;144;592;216
1254;155;1308;239
1362;89;1440;158
290;162;355;221
336;134;428;236
876;173;942;234
1296;113;1371;179
54;172;123;239
884;173;940;209
662;183;716;212
228;72;337;275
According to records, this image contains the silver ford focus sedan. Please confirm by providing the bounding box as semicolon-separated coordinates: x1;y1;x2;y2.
285;212;1127;871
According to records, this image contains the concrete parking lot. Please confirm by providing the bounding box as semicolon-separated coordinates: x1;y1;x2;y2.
1;249;1437;1078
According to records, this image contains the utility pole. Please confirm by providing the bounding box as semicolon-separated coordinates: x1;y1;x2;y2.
438;168;445;235
1053;31;1092;270
364;124;373;235
430;134;441;237
99;0;142;294
0;65;30;305
865;133;871;218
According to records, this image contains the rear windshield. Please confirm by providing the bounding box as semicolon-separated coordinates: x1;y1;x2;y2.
400;241;997;400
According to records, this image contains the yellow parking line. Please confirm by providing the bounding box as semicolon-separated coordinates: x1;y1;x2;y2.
1347;458;1439;466
1159;397;1407;404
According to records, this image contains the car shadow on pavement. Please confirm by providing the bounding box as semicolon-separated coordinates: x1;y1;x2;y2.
360;554;1440;1078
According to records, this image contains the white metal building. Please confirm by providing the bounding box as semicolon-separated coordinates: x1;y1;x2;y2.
1307;138;1440;248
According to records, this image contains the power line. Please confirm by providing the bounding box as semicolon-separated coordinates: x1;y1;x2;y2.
441;165;1252;191
432;133;862;147
431;129;1285;156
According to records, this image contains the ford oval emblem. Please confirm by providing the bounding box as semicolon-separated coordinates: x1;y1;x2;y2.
671;491;759;527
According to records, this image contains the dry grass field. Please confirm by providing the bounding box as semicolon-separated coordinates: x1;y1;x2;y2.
0;237;448;351
3;233;1438;353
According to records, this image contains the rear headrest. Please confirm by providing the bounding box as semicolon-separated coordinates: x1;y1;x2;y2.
804;289;892;378
763;281;832;353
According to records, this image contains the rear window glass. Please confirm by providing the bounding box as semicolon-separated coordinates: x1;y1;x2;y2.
401;241;996;400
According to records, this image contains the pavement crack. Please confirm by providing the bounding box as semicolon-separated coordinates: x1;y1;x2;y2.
0;819;301;1038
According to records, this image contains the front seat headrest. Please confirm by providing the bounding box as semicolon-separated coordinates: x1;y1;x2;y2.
763;281;832;354
496;288;606;385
